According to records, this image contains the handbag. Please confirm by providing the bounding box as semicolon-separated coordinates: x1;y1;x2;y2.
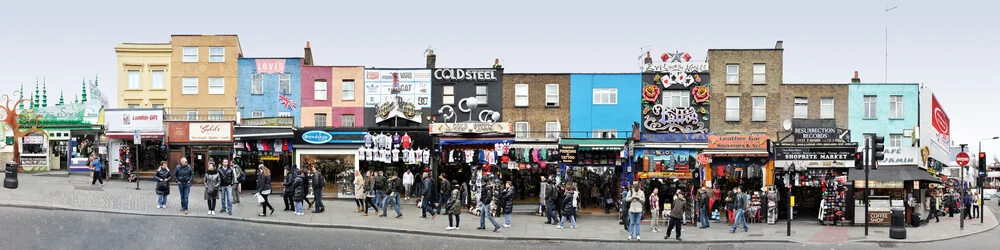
262;190;271;195
255;193;265;204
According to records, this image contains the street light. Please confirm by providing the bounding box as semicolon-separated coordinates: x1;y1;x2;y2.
978;137;998;224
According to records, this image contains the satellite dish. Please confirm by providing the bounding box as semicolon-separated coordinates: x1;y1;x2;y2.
782;119;792;131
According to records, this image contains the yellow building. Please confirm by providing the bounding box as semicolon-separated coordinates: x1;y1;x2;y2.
168;35;243;121
114;43;172;108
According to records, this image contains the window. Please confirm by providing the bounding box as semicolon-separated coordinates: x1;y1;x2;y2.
208;110;224;121
186;111;198;121
251;74;263;95
592;130;617;138
279;74;291;95
794;97;808;118
726;64;739;84
251;110;264;118
208;47;224;62
342;80;355;101
725;96;740;121
208;77;224;94
151;70;164;89
476;85;488;104
515;122;530;139
182;77;198;94
662;91;690;108
182;47;198;62
752;64;766;84
820;97;834;119
341;114;355;127
442;86;455;105
592;88;618;105
152;104;164;109
127;70;140;89
889;95;903;119
752;96;766;121
889;134;903;147
545;84;559;106
314;113;327;127
863;95;877;119
514;84;528;107
313;80;327;100
545;122;561;139
127;104;139;109
278;112;291;117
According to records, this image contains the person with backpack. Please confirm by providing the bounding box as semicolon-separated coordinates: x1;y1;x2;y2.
626;182;645;240
154;161;171;209
311;165;326;213
445;181;462;230
217;160;235;215
730;187;749;233
558;185;579;229
544;179;559;224
665;189;686;241
698;186;712;228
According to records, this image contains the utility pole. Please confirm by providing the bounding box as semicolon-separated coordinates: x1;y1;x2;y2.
885;0;897;83
959;143;967;230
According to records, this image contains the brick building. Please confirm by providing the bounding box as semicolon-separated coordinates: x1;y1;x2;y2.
707;41;784;137
502;73;570;140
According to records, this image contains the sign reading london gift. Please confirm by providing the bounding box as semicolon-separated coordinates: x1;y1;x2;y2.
105;109;164;132
429;122;511;134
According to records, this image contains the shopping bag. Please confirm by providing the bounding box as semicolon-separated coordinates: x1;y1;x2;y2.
255;193;265;204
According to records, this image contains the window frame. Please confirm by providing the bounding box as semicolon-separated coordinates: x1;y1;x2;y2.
752;64;766;84
278;112;291;117
182;77;198;95
545;121;561;139
251;74;264;95
314;113;327;127
514;122;530;139
251;110;264;118
341;80;355;101
725;96;740;121
208;47;224;63
820;97;834;119
127;104;140;109
751;96;766;121
592;88;618;105
592;129;617;138
182;47;198;63
341;114;355;127
186;111;198;121
889;134;903;147
442;85;455;105
127;70;141;90
726;64;739;84
514;84;529;107
545;83;559;106
475;85;488;105
662;90;690;109
207;110;224;121
889;95;903;119
313;80;327;101
278;74;291;95
208;77;224;95
863;95;877;119
794;97;808;119
151;70;165;90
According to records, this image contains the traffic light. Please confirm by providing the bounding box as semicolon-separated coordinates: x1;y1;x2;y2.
872;136;885;170
855;152;864;170
979;152;986;170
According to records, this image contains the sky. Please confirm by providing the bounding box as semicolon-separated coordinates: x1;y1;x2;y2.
1;0;998;153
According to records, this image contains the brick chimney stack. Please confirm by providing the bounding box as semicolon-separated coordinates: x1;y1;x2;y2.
303;41;313;66
775;40;783;49
851;71;861;83
426;50;436;68
643;51;652;64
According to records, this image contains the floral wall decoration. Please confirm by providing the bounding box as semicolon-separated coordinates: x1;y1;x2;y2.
640;51;710;134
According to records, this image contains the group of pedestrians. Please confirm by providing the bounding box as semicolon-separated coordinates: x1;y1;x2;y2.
283;165;325;215
538;177;580;230
353;170;402;218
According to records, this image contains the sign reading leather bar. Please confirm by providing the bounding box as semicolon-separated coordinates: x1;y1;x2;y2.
707;135;768;149
637;171;693;179
429;122;511;134
775;147;855;160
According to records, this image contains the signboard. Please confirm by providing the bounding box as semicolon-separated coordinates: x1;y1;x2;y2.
104;109;164;132
853;180;904;189
930;95;950;151
133;130;141;145
955;152;970;166
429;122;512;135
559;145;578;164
166;122;233;143
878;147;919;165
239;117;294;127
792;127;850;142
639;133;708;143
636;171;694;179
775;147;854;161
869;211;891;224
643;62;708;73
364;69;432;108
292;129;365;145
21;103;87;125
707;135;768;149
256;59;286;74
375;95;423;123
433;68;499;82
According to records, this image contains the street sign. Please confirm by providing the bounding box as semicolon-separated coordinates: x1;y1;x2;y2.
133;130;141;145
956;152;970;166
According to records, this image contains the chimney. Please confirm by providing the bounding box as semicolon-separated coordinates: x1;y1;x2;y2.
643;51;653;64
851;71;861;83
425;50;436;68
303;41;313;66
775;40;783;49
493;58;502;69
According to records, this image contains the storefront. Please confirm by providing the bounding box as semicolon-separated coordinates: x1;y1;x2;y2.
431;122;515;192
18;103;103;172
504;140;559;204
774;143;856;225
632;132;709;211
104;109;166;179
848;166;940;225
234;120;295;191
703;135;771;193
293;127;364;198
165;121;234;181
558;137;629;213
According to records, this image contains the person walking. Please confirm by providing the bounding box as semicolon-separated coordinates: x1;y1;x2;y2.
539;176;548;217
962;191;972;220
421;172;436;219
973;191;981;219
311;165;326;213
365;171;379;216
291;167;309;215
380;173;403;218
88;153;104;186
649;187;661;233
730;187;749;233
154;161;171;209
478;181;502;232
229;160;243;204
445;181;462;230
217;160;235;215
558;186;579;230
437;174;451;216
204;163;221;216
302;167;314;210
257;164;274;217
373;171;386;212
698;186;712;228
925;190;939;223
175;157;194;214
501;181;515;228
353;171;366;213
621;185;631;231
403;169;414;200
665;190;686;241
282;166;296;212
626;183;645;240
545;179;559;224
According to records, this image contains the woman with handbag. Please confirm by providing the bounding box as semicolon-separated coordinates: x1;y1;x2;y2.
154;161;171;209
257;164;274;216
354;171;366;213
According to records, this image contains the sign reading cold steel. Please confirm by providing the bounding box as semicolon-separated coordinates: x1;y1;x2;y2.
433;69;498;82
956;152;970;166
792;127;850;142
775;147;855;160
429;122;512;135
559;145;578;164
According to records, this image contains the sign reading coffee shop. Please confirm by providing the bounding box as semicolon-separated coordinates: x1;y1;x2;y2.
429;122;511;135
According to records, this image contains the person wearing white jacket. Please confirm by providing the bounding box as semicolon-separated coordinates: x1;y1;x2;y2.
403;169;415;200
627;182;646;241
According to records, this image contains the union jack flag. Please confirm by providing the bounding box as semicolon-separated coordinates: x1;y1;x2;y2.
278;93;297;111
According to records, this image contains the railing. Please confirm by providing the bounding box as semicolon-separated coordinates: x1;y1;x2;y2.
513;130;634;140
164;107;238;121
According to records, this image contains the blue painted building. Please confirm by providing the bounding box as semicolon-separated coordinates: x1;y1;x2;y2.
237;58;303;126
569;73;641;138
848;83;920;167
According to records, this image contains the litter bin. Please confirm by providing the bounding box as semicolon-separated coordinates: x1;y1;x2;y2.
889;207;906;239
4;161;17;189
910;212;921;227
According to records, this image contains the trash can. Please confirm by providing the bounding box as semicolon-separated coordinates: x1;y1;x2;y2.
4;161;18;189
889;207;906;239
910;212;921;227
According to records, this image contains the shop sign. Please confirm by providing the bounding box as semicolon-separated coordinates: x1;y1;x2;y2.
375;95;422;124
433;68;498;82
301;130;333;144
429;122;511;135
775;147;854;161
240;117;294;126
23;135;45;144
167;122;233;143
259;155;280;161
878;147;919;165
256;59;286;74
696;153;712;164
105;109;164;131
792;127;850;142
636;171;694;179
707;135;768;149
559;145;578;164
869;211;891;224
21;103;87;125
853;180;904;189
364;69;432;108
639;133;708;143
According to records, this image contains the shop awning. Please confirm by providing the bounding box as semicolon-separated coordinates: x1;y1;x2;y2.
106;131;165;139
558;138;628;151
234;126;294;140
848;166;941;183
701;149;769;157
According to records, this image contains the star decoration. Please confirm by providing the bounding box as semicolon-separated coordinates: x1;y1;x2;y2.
667;51;686;63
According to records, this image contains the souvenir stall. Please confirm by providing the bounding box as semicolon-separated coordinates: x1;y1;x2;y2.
293;127;364;198
774;144;855;225
557;138;629;213
702;135;771;219
633;148;698;212
359;129;432;177
18;132;49;172
104;109;166;179
233;124;294;191
504;142;559;203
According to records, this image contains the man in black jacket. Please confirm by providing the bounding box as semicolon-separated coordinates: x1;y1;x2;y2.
174;158;194;214
545;180;560;224
478;181;501;232
282;165;297;211
218;161;235;215
380;173;404;218
420;172;436;219
437;174;450;215
311;165;326;213
374;171;387;212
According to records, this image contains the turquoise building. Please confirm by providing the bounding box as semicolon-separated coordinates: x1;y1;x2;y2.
848;83;920;166
569;73;641;138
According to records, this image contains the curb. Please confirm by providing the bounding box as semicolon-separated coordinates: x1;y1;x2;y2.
0;201;795;244
855;206;999;244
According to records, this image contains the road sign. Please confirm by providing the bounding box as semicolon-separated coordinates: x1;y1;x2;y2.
133;130;141;145
956;152;970;166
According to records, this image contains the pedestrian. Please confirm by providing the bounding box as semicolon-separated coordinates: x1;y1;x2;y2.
303;167;314;210
154;161;171;209
698;186;712;228
373;171;386;212
649;187;661;233
230;160;243;204
545;179;559;225
311;165;326;213
354;171;366;213
88;153;104;187
620;185;630;231
175;157;194;214
365;171;378;216
539;176;548;217
925;190;939;223
421;172;436;219
962;191;972;220
665;189;686;241
204;163;221;216
282;165;296;212
437;174;451;216
403;169;414;200
558;185;578;230
292;167;308;215
380;172;403;218
626;182;645;240
502;181;515;228
973;191;980;219
257;164;274;216
478;181;502;232
730;187;748;233
217;159;235;215
445;181;462;230
725;187;736;223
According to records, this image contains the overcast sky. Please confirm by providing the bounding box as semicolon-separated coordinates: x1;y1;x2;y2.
1;0;997;153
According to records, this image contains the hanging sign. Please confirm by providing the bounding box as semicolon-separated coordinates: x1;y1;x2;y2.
559;145;578;164
433;68;498;82
105;109;164;132
429;122;511;135
375;95;422;123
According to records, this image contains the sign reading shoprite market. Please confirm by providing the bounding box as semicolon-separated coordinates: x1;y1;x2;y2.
429;122;511;135
433;68;498;82
775;147;855;161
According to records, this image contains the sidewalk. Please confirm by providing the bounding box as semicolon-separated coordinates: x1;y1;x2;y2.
1;174;995;244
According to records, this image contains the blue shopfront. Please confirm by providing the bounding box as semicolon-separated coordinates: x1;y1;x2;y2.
293;127;364;198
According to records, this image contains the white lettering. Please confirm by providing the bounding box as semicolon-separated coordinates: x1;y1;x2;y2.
433;69;497;81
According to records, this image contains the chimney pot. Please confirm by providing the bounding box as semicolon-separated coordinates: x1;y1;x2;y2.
851;71;861;83
306;41;310;48
426;51;436;68
775;40;783;49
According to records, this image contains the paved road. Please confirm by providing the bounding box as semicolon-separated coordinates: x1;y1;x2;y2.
2;203;998;250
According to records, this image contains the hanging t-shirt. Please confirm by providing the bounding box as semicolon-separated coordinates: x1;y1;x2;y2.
423;149;430;164
364;133;373;148
391;149;400;162
392;134;401;148
401;134;412;149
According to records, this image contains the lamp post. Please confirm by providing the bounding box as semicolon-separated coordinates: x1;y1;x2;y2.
978;137;998;224
785;162;807;236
